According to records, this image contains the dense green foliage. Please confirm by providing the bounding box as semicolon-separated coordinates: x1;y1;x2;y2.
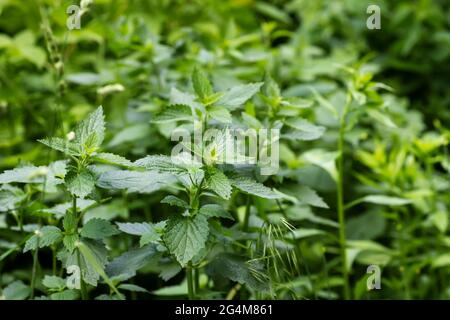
0;0;449;300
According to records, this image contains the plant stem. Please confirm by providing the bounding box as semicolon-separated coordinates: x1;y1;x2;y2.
30;238;40;299
337;116;350;300
73;196;88;300
187;264;195;300
77;248;88;300
194;268;200;295
243;195;251;232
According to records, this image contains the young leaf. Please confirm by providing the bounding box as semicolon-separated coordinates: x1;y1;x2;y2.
81;218;120;239
192;67;213;99
163;214;209;267
65;168;95;198
23;226;63;252
216;83;263;109
74;106;105;149
152;104;193;123
42;275;66;290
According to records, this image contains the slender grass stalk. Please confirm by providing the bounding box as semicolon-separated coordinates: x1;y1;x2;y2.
243;195;251;232
337;100;351;300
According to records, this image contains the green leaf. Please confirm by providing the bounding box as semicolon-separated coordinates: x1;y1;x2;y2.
163;214;209;266
283;118;326;141
199;204;234;220
229;175;282;199
23;226;63;252
207;168;232;200
361;195;412;206
65;168;95;198
152;104;193;123
296;186;329;208
208;106;232;123
0;166;48;184
0;185;26;212
81;218;120;239
117;221;165;247
91;153;134;167
135;154;202;175
206;253;268;291
74;106;105;151
118;284;149;293
216;83;263;109
97;170;176;194
50;289;79;300
66;239;108;287
106;245;159;281
192;67;213;99
42;275;66;290
63;234;79;253
2;280;31;300
38;137;80;156
161;195;190;209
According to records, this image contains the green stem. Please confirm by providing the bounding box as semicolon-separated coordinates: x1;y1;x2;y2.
73;196;88;300
187;265;195;300
77;249;88;300
194;268;200;295
337;115;350;300
243;195;251;232
30;238;40;299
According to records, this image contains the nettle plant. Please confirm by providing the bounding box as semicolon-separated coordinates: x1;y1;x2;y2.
0;67;327;300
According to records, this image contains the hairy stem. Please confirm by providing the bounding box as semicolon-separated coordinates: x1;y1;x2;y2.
73;196;88;300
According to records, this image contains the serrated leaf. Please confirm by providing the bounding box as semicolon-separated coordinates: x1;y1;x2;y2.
74;106;105;150
283;118;326;141
91;153;134;167
296;186;329;208
208;106;232;123
192;67;213;99
199;204;234;220
163;214;209;266
152;104;193;123
97;170;176;194
0;166;49;184
216;83;263;109
106;245;159;281
65;168;95;198
63;234;79;253
81;218;119;239
161;195;190;209
38;137;81;156
207;168;232;199
229;175;282;199
23;226;63;252
117;221;165;247
0;185;26;212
